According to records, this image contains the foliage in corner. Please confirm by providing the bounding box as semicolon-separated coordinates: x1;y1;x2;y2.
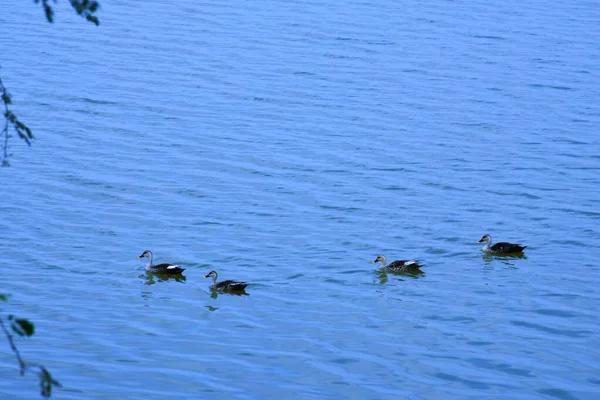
0;1;102;166
1;294;62;398
35;0;101;26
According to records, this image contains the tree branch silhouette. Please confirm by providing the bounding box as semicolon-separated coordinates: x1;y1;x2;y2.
1;76;34;166
36;0;101;26
1;295;62;398
1;1;101;166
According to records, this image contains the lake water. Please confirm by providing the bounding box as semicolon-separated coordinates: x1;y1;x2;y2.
1;1;599;399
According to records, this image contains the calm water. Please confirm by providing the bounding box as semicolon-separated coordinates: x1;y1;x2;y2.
1;1;599;399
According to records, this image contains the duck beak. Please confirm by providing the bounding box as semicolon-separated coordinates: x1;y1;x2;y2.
203;275;208;279
371;259;378;263
477;238;484;243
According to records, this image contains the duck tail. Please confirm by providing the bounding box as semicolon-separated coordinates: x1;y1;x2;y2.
406;260;422;267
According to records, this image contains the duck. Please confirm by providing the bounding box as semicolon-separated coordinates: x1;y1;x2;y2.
477;234;527;254
372;255;423;273
204;270;248;292
137;250;185;274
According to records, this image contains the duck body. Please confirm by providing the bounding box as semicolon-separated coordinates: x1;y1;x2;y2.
372;255;423;273
146;263;186;274
204;271;247;292
478;234;526;254
138;250;185;274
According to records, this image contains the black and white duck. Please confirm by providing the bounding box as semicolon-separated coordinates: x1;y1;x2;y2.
204;271;248;292
372;255;423;273
137;250;185;274
477;234;527;254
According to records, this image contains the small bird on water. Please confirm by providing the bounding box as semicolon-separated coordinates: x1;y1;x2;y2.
477;234;527;254
137;250;185;274
371;255;423;273
204;270;248;292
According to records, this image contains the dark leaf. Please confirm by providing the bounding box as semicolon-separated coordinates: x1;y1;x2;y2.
39;366;62;399
71;0;83;13
1;92;11;105
6;111;16;123
0;294;7;301
86;15;100;26
44;4;54;23
11;318;35;337
89;2;99;12
17;131;32;146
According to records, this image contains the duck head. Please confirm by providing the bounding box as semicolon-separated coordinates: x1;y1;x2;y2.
477;234;491;244
204;271;218;280
372;255;386;264
137;250;152;259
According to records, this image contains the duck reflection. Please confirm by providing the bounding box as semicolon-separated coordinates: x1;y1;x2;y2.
208;288;249;299
141;272;187;286
481;252;527;267
375;268;424;285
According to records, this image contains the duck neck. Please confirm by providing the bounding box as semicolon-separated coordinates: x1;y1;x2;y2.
211;273;218;284
482;240;492;252
379;258;387;268
146;252;154;268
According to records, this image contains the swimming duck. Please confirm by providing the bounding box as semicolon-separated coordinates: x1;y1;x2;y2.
204;271;248;292
137;250;185;274
372;255;423;272
477;234;527;254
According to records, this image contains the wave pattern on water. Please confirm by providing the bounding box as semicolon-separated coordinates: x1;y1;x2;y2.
1;0;600;399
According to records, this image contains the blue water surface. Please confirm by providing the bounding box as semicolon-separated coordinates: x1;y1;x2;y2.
1;1;599;399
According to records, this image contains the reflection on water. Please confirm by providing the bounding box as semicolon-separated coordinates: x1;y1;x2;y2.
209;288;249;299
140;272;187;285
481;252;528;268
375;268;425;285
376;269;389;285
1;0;599;398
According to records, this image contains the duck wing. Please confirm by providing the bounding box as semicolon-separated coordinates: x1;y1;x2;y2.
387;260;422;272
151;263;186;274
216;280;248;291
491;242;526;254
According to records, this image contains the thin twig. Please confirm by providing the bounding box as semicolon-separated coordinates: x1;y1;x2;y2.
0;317;26;375
0;76;10;164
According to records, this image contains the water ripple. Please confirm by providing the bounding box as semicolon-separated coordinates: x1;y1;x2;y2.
1;0;600;399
